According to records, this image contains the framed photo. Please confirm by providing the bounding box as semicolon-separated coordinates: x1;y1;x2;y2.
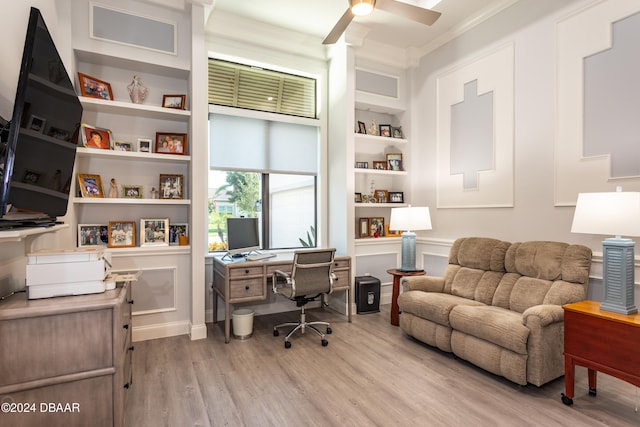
379;124;392;137
372;161;387;170
26;114;46;133
121;184;143;199
77;224;109;247
108;221;136;248
22;169;43;185
155;132;187;155
357;121;367;134
137;138;152;153
355;192;362;203
162;94;186;110
387;153;403;171
159;174;183;199
77;173;104;198
81;124;112;150
389;191;404;203
385;224;402;237
359;218;369;238
355;161;368;169
169;223;188;245
77;72;113;100
374;189;388;203
369;217;385;237
392;126;404;139
114;141;134;152
140;218;170;246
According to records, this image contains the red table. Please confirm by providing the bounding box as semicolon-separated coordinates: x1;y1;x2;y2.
387;268;425;326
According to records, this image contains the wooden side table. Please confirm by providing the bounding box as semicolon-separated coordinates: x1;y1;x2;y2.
387;268;425;326
562;300;640;406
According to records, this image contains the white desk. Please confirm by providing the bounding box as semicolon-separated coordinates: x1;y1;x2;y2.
211;252;351;343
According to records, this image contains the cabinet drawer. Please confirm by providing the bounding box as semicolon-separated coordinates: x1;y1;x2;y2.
332;270;350;290
229;266;263;278
333;259;350;270
230;278;265;299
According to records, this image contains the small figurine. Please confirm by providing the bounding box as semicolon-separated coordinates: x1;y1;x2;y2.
108;178;118;198
151;187;158;199
368;119;378;136
127;75;148;104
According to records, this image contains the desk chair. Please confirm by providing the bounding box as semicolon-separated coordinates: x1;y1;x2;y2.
272;248;336;348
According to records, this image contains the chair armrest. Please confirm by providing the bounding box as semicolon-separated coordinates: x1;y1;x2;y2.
272;269;291;294
522;304;564;328
401;276;445;293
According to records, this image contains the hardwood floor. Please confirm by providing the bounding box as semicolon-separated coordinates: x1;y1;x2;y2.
126;305;640;426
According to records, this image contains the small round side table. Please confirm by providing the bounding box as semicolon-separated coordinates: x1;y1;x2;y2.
387;268;425;326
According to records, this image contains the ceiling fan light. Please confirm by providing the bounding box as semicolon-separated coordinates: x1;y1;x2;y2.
351;0;375;16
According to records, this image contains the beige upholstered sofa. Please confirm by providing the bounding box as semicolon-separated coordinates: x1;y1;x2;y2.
398;237;592;386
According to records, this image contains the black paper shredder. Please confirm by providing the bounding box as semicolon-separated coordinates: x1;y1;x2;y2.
355;275;380;314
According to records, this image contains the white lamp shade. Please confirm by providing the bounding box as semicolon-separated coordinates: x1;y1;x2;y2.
571;192;640;237
390;206;432;232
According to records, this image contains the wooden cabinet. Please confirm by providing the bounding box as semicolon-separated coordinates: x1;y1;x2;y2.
0;283;133;427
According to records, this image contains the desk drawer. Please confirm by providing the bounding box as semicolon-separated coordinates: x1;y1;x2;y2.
266;264;292;277
333;259;350;270
229;266;263;278
332;270;350;290
230;278;265;299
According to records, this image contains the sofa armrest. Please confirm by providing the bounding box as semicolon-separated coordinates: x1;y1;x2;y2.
522;304;564;328
401;276;445;293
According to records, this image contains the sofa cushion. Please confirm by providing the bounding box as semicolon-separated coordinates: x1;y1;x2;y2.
450;268;504;305
398;291;484;327
510;277;553;313
451;237;510;272
449;305;530;354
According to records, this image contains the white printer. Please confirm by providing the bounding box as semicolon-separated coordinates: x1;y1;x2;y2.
26;247;113;299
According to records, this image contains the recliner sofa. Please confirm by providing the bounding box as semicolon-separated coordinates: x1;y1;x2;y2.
398;237;592;386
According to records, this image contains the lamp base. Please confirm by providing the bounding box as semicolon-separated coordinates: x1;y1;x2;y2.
400;231;417;272
600;237;638;315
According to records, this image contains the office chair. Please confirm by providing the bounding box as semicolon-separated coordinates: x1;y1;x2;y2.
272;248;336;348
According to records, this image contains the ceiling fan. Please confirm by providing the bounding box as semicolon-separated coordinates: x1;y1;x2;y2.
323;0;442;45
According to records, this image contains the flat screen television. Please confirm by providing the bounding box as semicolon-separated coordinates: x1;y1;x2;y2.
0;7;82;229
225;217;260;257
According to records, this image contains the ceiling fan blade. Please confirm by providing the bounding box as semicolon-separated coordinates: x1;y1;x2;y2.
376;0;442;26
323;8;355;45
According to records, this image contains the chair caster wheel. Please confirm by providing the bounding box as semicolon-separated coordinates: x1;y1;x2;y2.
326;327;332;334
321;339;328;347
273;329;279;337
284;341;291;349
561;393;573;406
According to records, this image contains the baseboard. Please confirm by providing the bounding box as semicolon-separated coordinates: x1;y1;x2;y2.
132;320;191;342
189;322;208;340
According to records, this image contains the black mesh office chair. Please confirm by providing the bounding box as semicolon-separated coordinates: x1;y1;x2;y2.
272;248;336;348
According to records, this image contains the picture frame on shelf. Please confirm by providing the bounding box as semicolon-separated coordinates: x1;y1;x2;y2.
392;126;403;139
137;138;152;153
357;121;367;134
355;192;362;203
114;141;134;152
155;132;187;154
374;189;388;203
140;218;170;246
107;221;136;248
26;114;46;133
169;223;188;245
372;161;387;170
379;124;392;137
121;184;143;199
355;161;368;169
22;169;42;185
77;173;104;198
389;191;404;203
369;217;385;237
385;224;402;237
159;174;183;199
77;72;113;100
387;153;403;171
359;218;369;238
81;124;112;149
162;94;186;110
77;224;108;247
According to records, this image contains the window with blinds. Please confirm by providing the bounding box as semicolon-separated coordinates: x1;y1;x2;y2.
208;59;317;119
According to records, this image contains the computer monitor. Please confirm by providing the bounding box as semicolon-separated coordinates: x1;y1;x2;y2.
225;217;260;257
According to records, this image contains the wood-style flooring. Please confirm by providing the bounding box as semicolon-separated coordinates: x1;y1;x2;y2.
125;304;640;426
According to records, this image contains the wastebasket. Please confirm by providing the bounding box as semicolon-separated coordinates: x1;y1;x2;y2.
232;308;254;339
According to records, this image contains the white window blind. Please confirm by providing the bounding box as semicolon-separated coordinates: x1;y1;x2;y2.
209;114;318;175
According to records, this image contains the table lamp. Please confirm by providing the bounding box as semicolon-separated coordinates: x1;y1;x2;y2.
390;206;432;272
571;187;640;314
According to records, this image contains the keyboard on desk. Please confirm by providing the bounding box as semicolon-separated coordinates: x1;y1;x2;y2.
246;253;277;261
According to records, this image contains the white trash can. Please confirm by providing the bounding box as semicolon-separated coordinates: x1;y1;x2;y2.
232;309;254;339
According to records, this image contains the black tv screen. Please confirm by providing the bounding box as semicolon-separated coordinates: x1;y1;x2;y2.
226;217;260;255
0;7;82;226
